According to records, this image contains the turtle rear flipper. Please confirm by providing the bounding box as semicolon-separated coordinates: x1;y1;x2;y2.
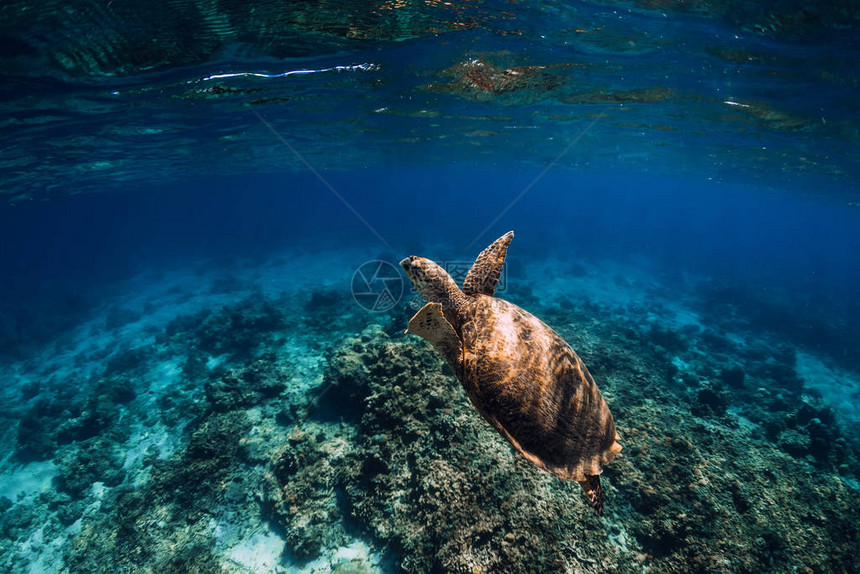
578;475;604;517
484;410;611;517
463;231;513;296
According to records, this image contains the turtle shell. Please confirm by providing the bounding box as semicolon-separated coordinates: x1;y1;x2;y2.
459;295;620;482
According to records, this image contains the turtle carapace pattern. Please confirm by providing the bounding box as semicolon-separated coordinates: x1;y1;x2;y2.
400;231;622;516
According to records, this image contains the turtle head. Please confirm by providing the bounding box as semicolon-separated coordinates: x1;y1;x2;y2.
400;256;458;303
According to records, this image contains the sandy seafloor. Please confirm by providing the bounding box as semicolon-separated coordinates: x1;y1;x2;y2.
0;243;858;573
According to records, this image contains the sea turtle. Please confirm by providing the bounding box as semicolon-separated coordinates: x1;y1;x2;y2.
400;231;622;516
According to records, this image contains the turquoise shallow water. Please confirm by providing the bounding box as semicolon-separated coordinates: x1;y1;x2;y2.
1;1;859;572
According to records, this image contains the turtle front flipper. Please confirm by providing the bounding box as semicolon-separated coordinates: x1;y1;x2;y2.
407;302;462;372
463;231;513;296
577;475;604;517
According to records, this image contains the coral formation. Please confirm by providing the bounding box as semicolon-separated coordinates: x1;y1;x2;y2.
264;320;859;572
63;381;258;572
206;351;288;412
265;325;629;572
0;265;857;573
161;294;288;360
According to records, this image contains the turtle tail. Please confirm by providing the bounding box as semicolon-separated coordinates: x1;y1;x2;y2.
578;475;604;517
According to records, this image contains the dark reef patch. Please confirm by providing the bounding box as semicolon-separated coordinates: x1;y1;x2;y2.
691;384;732;417
15;374;133;462
695;280;860;373
64;409;254;572
53;439;126;498
301;286;367;338
647;325;689;353
205;351;290;413
161;294;289;360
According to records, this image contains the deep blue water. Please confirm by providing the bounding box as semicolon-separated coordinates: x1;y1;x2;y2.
3;168;858;310
1;1;859;572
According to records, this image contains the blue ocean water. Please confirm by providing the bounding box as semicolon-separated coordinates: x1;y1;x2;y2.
1;1;859;572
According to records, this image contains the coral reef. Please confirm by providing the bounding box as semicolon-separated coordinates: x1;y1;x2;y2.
263;423;354;560
161;294;288;360
206;351;289;412
15;375;134;463
265;325;629;572
63;379;259;572
263;320;860;572
1;269;857;573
